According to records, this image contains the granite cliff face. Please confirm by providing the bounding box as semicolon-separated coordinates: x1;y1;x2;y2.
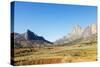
55;23;97;45
82;24;97;38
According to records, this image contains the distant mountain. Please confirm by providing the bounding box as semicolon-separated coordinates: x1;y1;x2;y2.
82;24;97;38
55;23;97;45
12;29;53;48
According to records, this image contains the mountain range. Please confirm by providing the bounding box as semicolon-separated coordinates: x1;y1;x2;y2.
55;23;97;45
12;29;53;48
12;23;97;48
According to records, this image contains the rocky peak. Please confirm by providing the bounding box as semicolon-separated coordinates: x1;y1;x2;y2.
90;23;97;34
26;29;37;36
54;23;97;44
71;25;83;35
24;29;38;40
13;29;53;48
82;23;97;38
24;29;53;44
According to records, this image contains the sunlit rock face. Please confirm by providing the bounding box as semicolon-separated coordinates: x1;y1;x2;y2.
55;23;97;45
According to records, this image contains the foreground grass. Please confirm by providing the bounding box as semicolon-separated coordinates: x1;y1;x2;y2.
12;43;97;65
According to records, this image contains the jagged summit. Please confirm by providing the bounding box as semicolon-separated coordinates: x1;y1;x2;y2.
25;29;38;40
26;29;37;36
82;23;97;38
55;23;97;45
71;25;83;34
25;29;50;42
26;29;37;35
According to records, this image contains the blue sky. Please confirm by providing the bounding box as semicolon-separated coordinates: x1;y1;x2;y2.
13;1;97;42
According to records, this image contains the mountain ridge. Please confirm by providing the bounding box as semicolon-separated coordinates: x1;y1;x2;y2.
12;29;53;48
55;23;97;45
12;23;97;48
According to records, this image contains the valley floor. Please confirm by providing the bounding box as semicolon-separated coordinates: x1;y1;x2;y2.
12;43;97;65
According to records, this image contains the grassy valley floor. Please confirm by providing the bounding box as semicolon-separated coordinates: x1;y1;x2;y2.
12;43;97;65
